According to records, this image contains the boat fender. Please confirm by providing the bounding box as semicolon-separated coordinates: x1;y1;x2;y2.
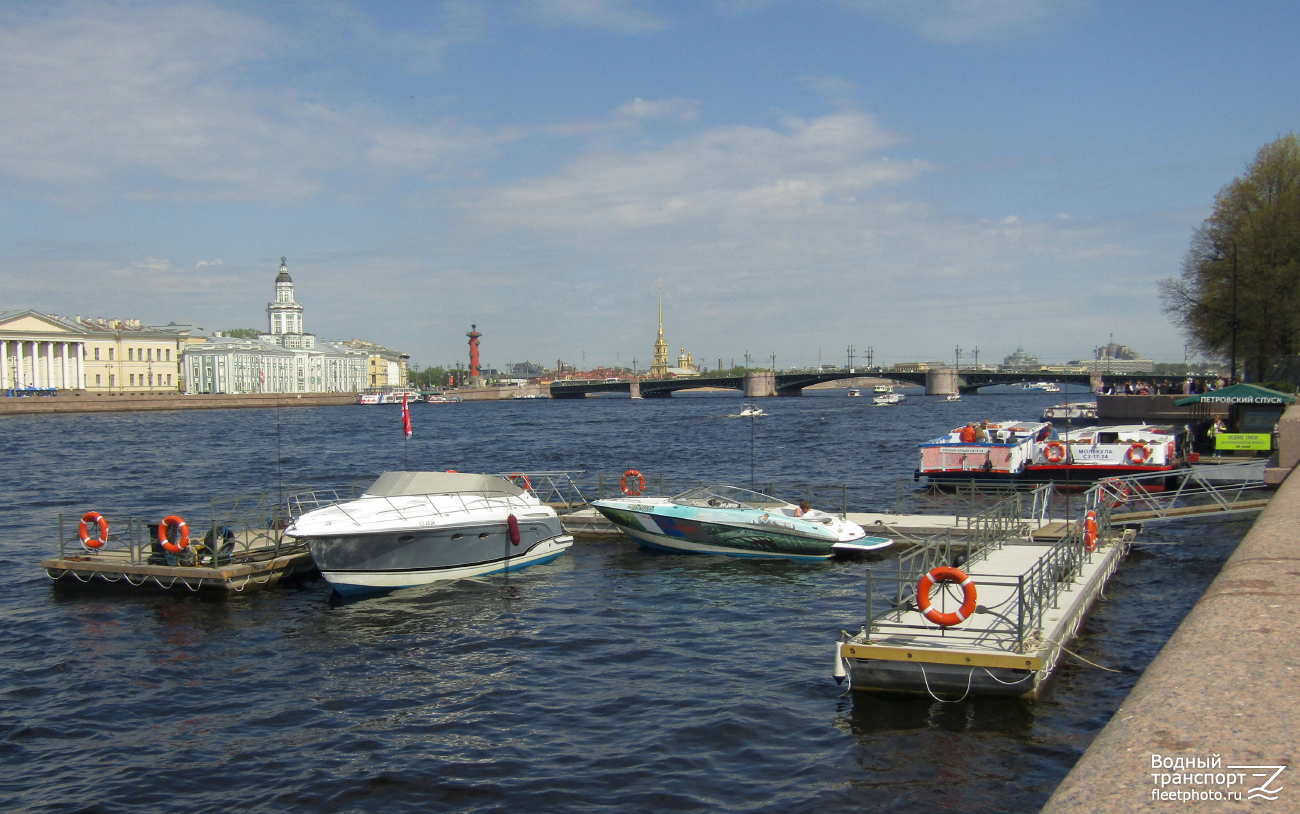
1084;510;1098;553
78;511;109;550
833;634;849;685
1043;441;1068;464
507;514;521;546
621;469;646;496
1126;442;1150;465
917;566;977;628
159;515;190;554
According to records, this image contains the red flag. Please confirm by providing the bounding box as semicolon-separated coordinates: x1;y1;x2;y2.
401;393;413;439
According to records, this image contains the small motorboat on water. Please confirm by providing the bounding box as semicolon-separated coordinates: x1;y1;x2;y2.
729;404;766;417
847;389;862;397
1023;381;1062;393
285;472;573;596
592;485;890;559
873;392;905;406
1041;401;1098;424
945;393;962;402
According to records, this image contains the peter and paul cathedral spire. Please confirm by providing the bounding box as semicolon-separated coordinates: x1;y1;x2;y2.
650;282;669;377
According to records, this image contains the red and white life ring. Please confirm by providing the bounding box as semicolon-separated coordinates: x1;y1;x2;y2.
1084;510;1098;553
917;566;978;627
1043;441;1068;464
621;469;646;496
508;473;532;491
158;515;190;554
1126;443;1150;465
79;511;109;550
1100;478;1131;507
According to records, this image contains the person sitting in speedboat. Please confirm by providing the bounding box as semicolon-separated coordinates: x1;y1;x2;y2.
794;500;812;517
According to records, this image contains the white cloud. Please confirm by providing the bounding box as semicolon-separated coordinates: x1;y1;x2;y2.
521;0;670;34
0;2;497;201
842;0;1080;43
614;97;700;122
194;259;224;269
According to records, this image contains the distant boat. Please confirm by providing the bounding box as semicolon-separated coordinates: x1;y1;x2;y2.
847;389;862;397
873;384;893;394
729;404;766;417
1041;401;1098;424
945;393;962;402
1023;381;1062;393
357;388;423;405
873;393;904;406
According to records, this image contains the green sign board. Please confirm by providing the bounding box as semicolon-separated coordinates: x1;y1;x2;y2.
1215;433;1272;451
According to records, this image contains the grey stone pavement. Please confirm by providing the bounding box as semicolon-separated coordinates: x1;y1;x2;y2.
1041;463;1299;811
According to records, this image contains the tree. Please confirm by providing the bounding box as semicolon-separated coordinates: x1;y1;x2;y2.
1160;134;1300;381
223;328;263;339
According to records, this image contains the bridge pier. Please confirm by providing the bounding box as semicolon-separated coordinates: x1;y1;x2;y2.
628;379;640;399
743;370;776;398
925;367;958;396
1089;372;1103;394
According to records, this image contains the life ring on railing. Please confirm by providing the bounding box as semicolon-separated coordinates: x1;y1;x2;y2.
508;473;532;491
1084;510;1098;553
78;511;109;550
621;469;646;496
1043;441;1068;464
158;515;190;554
1100;478;1131;507
916;566;978;627
1125;442;1150;465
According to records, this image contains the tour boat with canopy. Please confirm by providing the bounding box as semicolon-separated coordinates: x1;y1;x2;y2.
1026;424;1190;482
915;420;1053;483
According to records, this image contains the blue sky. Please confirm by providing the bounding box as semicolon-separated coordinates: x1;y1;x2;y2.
2;0;1296;372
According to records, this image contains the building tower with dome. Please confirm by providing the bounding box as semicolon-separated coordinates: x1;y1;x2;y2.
650;283;670;377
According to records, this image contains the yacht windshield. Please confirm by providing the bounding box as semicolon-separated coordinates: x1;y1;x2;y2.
669;485;792;510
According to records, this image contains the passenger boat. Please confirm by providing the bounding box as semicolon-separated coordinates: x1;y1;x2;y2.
1026;424;1189;482
1023;382;1062;393
357;388;424;405
285;472;573;596
425;394;463;403
873;392;904;406
1041;401;1098;424
591;485;889;559
873;384;893;394
847;389;862;397
916;420;1053;482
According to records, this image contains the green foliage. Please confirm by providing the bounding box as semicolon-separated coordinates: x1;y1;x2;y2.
1258;381;1298;394
408;365;449;388
223;328;262;339
1161;134;1300;381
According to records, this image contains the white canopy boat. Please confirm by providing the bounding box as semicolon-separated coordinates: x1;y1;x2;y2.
916;420;1052;483
873;392;905;406
285;472;573;596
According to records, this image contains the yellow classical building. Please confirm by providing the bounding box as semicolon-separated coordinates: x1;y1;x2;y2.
0;309;195;393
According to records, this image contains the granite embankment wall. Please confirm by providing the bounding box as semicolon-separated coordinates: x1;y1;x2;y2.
0;392;356;415
1042;404;1300;812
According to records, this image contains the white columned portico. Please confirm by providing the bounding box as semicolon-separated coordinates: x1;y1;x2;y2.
15;340;25;388
0;340;8;390
61;343;70;390
78;343;86;390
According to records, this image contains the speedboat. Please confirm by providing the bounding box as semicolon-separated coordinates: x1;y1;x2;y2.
1026;424;1189;483
1041;401;1098;424
847;389;862;397
285;472;573;596
873;392;904;406
916;420;1052;483
945;393;962;402
729;404;766;417
592;485;889;560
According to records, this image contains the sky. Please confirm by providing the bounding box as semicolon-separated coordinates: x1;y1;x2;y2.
2;0;1297;372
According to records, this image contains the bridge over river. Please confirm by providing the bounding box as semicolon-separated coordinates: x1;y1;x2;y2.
550;369;1215;399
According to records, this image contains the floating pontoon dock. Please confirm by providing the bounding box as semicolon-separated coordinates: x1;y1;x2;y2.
42;488;337;594
835;464;1273;700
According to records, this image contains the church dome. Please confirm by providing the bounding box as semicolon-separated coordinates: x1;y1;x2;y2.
276;256;292;283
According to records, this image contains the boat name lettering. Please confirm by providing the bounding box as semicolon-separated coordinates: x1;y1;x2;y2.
628;504;653;511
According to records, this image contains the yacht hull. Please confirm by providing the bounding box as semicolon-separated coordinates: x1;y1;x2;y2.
301;518;572;595
593;503;857;560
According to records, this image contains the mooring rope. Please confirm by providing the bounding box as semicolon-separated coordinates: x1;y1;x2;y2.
918;662;974;703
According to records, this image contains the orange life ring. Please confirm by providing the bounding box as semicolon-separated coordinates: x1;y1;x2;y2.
158;515;190;554
1126;443;1150;465
621;469;646;496
508;472;532;491
917;566;978;627
1100;478;1130;507
1084;510;1098;553
79;511;109;550
1043;441;1068;464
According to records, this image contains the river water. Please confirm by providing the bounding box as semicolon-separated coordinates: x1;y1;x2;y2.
0;390;1252;813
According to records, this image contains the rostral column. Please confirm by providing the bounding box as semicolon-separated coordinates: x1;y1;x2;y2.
467;324;483;387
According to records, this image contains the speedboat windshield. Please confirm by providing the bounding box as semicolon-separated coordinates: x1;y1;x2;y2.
669;485;792;510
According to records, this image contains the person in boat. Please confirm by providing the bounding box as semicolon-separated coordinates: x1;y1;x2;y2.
959;423;977;443
794;500;812;517
974;420;989;442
